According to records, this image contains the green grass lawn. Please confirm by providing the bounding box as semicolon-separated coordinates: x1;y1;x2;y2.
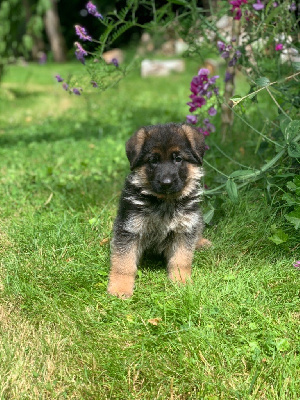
0;60;299;399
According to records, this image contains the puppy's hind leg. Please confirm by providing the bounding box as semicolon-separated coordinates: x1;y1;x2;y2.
108;241;138;299
165;241;194;284
195;237;212;249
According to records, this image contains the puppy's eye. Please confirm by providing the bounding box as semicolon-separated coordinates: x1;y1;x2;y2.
150;156;159;165
174;155;182;163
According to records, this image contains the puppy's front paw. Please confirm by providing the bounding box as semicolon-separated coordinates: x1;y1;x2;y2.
168;268;192;284
107;274;134;299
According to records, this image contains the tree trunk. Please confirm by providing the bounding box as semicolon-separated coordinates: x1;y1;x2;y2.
22;0;45;60
44;0;67;62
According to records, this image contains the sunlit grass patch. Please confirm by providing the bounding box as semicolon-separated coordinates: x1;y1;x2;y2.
0;60;299;399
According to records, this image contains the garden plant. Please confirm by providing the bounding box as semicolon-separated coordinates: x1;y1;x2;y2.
0;0;299;398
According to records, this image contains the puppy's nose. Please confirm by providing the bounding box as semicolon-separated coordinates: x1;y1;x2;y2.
160;177;172;186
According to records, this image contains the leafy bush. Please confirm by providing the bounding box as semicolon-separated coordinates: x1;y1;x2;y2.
57;0;299;246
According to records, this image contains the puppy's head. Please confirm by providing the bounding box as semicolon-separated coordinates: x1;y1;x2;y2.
126;123;205;196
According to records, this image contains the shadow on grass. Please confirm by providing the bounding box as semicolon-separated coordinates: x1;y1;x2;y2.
0;106;184;147
5;87;44;99
139;253;166;273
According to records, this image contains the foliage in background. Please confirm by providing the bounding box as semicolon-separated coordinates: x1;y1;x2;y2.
60;0;300;244
0;0;28;81
0;0;50;82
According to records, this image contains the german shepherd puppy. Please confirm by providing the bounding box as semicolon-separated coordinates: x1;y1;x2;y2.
108;123;208;298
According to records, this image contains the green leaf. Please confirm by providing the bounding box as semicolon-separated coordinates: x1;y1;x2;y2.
255;77;270;87
292;62;300;71
166;0;188;4
275;338;290;352
203;208;215;224
22;34;33;51
294;176;300;187
287;181;297;191
285;120;300;142
288;142;300;158
229;169;260;180
285;207;300;230
278;114;290;137
268;228;289;245
226;179;239;203
230;95;242;104
264;2;281;25
282;193;298;206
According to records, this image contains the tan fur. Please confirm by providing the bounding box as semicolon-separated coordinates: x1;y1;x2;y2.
107;245;138;298
180;164;204;198
126;128;147;169
181;124;197;150
167;244;194;283
196;237;212;249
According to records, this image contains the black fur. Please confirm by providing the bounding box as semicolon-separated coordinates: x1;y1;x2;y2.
108;123;206;297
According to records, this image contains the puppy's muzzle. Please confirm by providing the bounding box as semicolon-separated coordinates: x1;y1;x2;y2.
159;176;172;188
154;173;182;194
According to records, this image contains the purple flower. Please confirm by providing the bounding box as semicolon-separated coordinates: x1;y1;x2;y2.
86;1;103;18
187;68;219;130
293;261;300;269
203;118;216;133
111;58;119;67
209;75;219;85
228;57;237;67
198;68;210;77
225;71;233;82
289;2;296;11
221;51;230;59
91;80;98;88
73;88;81;95
229;0;248;20
62;83;69;91
275;43;283;51
75;25;92;41
75;42;88;64
217;41;226;52
190;76;201;95
230;0;247;6
187;96;206;112
273;2;278;6
55;74;63;82
253;0;264;10
235;50;242;58
208;106;217;116
234;8;242;20
186;115;198;124
198;127;210;136
189;95;206;108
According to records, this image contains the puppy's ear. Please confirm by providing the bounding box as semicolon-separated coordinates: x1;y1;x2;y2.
126;128;148;170
181;124;206;165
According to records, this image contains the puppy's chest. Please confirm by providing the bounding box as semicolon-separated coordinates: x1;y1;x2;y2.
126;201;199;238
